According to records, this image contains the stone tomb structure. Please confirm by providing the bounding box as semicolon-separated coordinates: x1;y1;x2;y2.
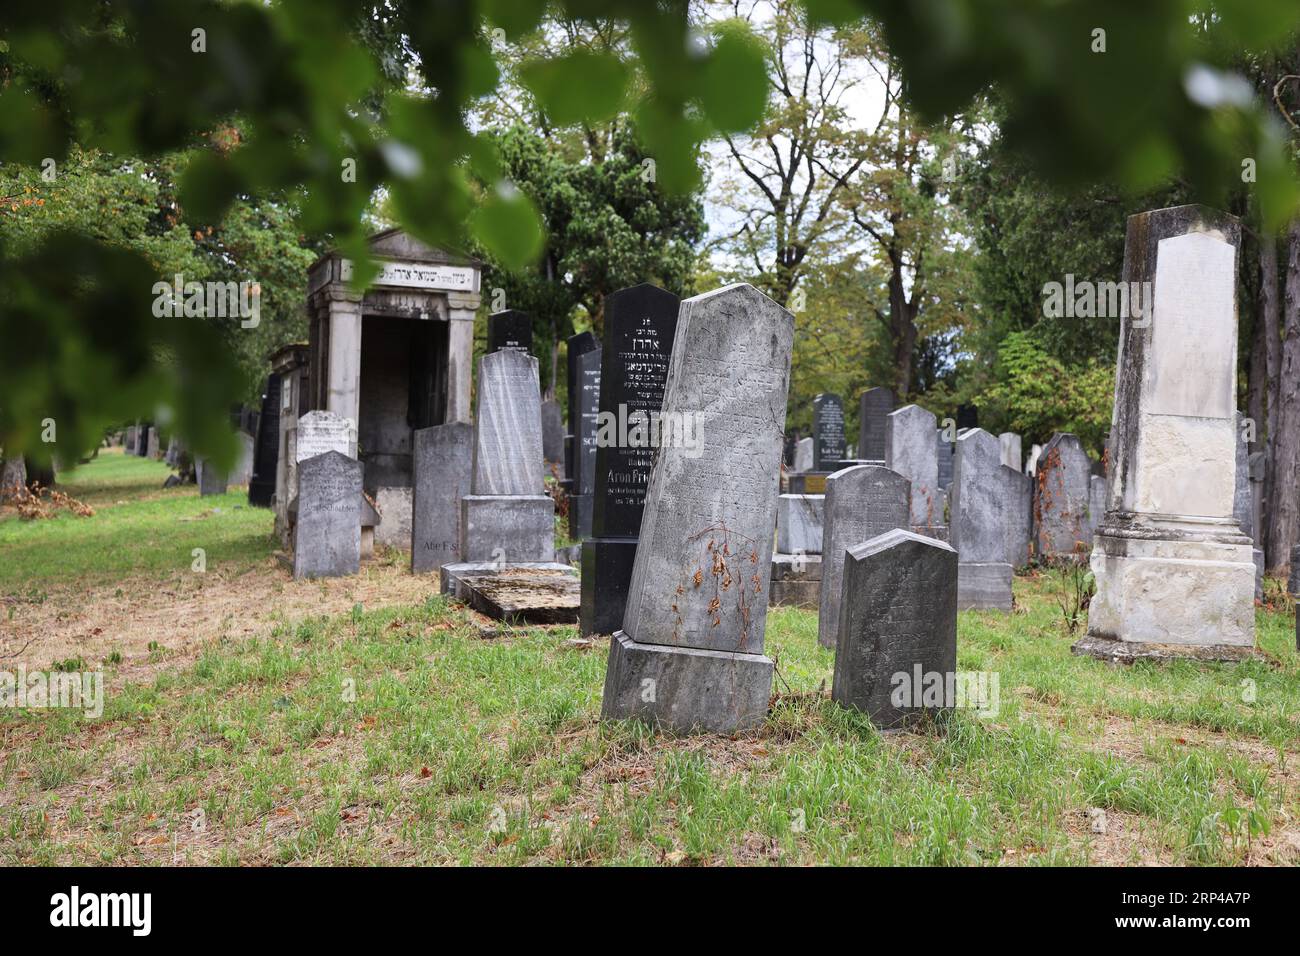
1080;205;1255;661
303;229;481;548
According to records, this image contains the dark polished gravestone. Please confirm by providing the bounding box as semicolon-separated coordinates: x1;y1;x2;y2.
601;283;794;734
812;393;846;472
487;309;532;354
831;529;958;730
857;387;895;462
567;341;603;540
411;422;473;573
293;450;363;579
562;331;599;495
247;372;282;508
817;465;910;649
581;283;680;637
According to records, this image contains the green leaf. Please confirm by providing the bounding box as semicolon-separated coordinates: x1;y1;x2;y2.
699;24;769;132
480;0;547;41
178;152;242;227
520;51;629;125
471;183;544;271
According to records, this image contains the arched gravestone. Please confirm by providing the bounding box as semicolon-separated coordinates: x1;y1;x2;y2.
817;465;910;649
885;404;941;532
1081;205;1254;660
601;283;792;734
857;387;894;462
812;393;846;472
293;450;362;579
951;428;1013;610
581;284;679;638
411;421;472;573
1034;433;1093;559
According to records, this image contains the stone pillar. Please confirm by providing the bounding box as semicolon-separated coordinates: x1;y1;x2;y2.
445;292;479;424
325;292;363;451
1078;205;1255;661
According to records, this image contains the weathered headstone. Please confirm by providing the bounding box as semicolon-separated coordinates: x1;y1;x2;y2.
601;283;792;733
293;451;362;579
229;431;255;485
1088;474;1107;534
296;410;354;462
460;349;554;563
566;343;602;540
857;387;894;462
581;285;681;636
1080;205;1255;660
146;427;160;460
817;464;911;648
936;429;954;490
487;309;532;354
541;400;564;479
776;494;824;554
831;529;957;730
886;404;942;533
793;437;813;473
999;432;1022;472
196;457;228;496
1034;433;1093;559
1002;465;1033;568
411;422;473;573
951;428;1013;610
812;393;846;472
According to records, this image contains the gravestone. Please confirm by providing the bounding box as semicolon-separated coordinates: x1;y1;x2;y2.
136;424;150;456
124;426;136;455
230;431;255;485
581;285;681;637
1088;475;1107;534
769;552;822;609
999;432;1022;472
812;393;846;472
1002;465;1033;568
293;450;362;579
296;410;354;462
601;283;793;734
146;427;160;460
857;387;894;462
776;494;824;554
793;437;813;473
956;404;979;430
411;422;473;573
487;309;532;354
460;349;554;563
563;331;600;493
248;372;281;508
886;404;942;533
936;429;954;490
817;465;911;648
831;529;958;730
196;458;228;496
567;343;602;540
951;428;1013;610
1034;433;1093;559
541;400;565;480
1080;205;1255;660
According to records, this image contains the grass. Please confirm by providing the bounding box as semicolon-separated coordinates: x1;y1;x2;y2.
0;453;1296;865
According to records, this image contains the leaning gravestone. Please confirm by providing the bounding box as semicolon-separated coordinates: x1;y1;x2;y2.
817;465;910;648
857;387;894;462
831;529;957;730
601;283;793;734
885;404;942;533
567;342;602;540
1079;205;1255;660
411;422;473;573
1034;433;1093;559
487;309;532;354
582;284;680;637
460;349;554;563
951;428;1012;610
293;451;362;579
812;393;846;472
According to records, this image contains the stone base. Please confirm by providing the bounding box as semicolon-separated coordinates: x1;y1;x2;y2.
440;562;579;624
568;493;593;541
957;562;1012;611
600;632;772;735
460;494;555;563
1071;632;1259;664
1088;521;1254;647
769;553;822;609
580;537;638;637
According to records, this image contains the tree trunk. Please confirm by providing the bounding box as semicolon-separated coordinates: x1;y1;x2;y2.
1247;235;1269;453
887;261;917;398
1266;221;1300;575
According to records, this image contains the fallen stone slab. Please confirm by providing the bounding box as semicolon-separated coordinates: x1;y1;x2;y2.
1071;632;1260;665
440;562;579;625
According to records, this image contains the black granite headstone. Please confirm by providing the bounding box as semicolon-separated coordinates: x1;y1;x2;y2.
563;331;600;493
580;283;680;637
248;373;281;508
567;345;602;539
857;387;894;461
812;393;846;472
487;309;532;354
